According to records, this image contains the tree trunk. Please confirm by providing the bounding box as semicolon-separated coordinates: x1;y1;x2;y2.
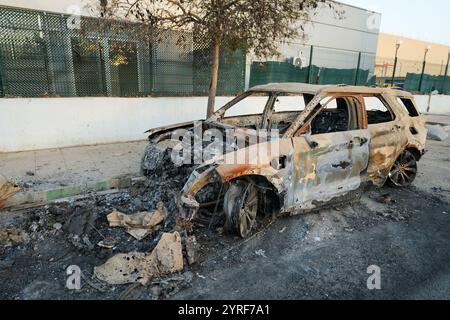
207;41;220;118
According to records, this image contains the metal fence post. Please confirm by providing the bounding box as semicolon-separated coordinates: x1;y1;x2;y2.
307;45;314;84
418;46;431;93
61;15;77;97
419;61;426;93
391;41;401;87
391;57;398;87
102;39;113;97
40;12;56;96
443;52;450;94
98;42;106;96
0;49;4;97
354;52;362;85
41;40;52;95
149;39;154;94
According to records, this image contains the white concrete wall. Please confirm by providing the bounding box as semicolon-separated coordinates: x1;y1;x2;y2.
1;95;449;153
414;95;450;114
0;97;235;153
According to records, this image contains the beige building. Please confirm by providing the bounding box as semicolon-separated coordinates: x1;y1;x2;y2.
376;33;450;79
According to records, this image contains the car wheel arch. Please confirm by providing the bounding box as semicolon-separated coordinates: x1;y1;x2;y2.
225;175;283;214
405;146;422;161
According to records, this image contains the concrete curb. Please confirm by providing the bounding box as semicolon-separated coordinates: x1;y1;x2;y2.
3;176;143;210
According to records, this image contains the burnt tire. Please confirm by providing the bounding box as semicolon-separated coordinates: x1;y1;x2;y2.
224;180;259;238
387;150;417;187
140;142;172;176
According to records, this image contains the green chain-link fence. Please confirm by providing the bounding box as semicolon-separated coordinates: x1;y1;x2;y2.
8;6;445;98
0;6;246;98
249;46;377;88
403;73;450;94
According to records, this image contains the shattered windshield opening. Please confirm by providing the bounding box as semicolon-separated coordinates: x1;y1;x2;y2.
270;92;315;134
223;92;270;118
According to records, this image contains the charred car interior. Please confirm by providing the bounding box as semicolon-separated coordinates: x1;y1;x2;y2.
142;83;427;238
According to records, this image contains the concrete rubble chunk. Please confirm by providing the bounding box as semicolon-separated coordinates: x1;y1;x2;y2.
94;232;184;285
427;125;449;141
107;202;167;240
0;175;21;209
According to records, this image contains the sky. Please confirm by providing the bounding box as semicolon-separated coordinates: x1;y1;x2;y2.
0;0;449;46
340;0;450;45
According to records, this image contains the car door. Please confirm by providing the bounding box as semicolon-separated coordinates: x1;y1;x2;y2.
286;95;370;211
363;95;407;186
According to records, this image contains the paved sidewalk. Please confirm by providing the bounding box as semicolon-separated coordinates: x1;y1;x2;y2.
426;114;450;126
0;141;148;194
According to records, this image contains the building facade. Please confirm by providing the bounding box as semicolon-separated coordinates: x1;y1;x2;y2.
376;33;450;78
375;33;450;93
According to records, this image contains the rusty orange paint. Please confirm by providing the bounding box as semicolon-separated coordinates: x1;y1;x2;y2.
216;164;256;182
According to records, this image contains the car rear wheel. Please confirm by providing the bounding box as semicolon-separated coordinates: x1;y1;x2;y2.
224;180;259;238
388;150;417;187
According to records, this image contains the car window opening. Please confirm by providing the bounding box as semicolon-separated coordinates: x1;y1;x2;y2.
397;97;419;117
269;93;314;134
223;92;269;118
364;96;395;124
311;96;359;135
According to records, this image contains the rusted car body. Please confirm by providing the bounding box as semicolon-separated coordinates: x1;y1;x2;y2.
143;83;427;237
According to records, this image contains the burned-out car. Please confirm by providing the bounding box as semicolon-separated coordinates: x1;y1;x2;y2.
142;83;427;237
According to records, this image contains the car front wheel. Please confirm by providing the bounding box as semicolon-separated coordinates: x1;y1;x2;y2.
224;180;259;238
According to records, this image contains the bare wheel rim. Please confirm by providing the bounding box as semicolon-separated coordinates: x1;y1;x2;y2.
389;151;417;187
239;184;258;237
